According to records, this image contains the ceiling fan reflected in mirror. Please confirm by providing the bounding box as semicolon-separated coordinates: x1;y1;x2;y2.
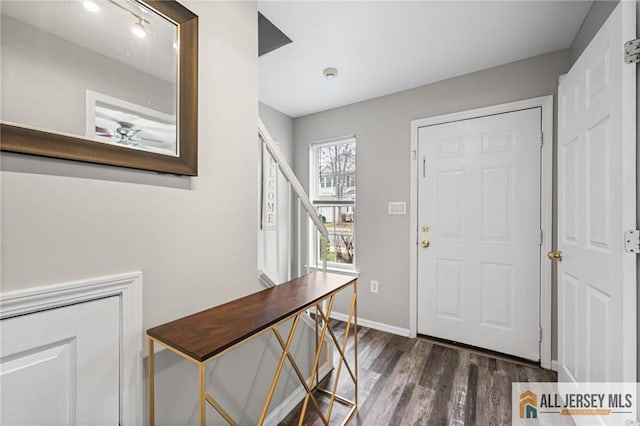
93;105;177;156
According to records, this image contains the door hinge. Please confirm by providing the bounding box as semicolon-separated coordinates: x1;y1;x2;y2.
411;150;417;160
540;132;544;147
624;39;640;64
540;229;544;245
624;229;640;253
539;327;543;343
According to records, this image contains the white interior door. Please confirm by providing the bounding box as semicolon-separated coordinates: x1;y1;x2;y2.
1;296;120;425
557;1;636;384
417;108;542;361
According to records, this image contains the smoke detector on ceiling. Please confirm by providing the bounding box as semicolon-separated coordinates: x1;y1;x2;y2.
323;67;338;80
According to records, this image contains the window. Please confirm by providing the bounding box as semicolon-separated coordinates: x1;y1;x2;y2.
310;137;356;269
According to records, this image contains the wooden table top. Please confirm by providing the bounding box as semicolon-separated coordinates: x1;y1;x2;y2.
147;272;357;362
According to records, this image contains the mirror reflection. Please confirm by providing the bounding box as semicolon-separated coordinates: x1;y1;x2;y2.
1;0;179;156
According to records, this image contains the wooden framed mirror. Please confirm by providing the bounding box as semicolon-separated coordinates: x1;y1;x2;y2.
1;0;198;176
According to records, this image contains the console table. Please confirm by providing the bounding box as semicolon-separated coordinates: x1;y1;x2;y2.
147;272;358;425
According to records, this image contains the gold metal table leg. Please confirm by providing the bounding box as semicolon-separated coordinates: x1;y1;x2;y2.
258;314;301;425
148;338;155;426
199;363;206;426
272;327;328;424
354;280;359;408
299;295;336;425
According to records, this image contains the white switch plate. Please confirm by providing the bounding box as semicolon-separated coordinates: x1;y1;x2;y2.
388;202;406;215
370;280;379;293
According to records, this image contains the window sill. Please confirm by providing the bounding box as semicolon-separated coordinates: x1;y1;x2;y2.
305;265;360;277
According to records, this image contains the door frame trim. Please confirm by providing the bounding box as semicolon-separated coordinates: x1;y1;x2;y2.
0;271;143;425
409;96;554;369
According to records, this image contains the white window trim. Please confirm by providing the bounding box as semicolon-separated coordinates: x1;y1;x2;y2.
309;135;357;271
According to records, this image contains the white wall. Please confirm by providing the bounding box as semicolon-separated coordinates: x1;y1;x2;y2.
1;2;309;423
292;50;571;356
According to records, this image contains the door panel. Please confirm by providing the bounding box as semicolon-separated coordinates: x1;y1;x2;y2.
481;167;512;241
417;107;541;361
2;341;74;424
481;263;513;328
1;296;120;426
557;1;636;384
436;258;463;319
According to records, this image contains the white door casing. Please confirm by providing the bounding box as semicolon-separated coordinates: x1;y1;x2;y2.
557;1;636;384
416;107;543;361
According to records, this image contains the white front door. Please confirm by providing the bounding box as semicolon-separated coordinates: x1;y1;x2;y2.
1;296;120;425
557;1;636;384
417;108;542;361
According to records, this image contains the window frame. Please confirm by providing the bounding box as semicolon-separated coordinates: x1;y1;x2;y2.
308;136;357;271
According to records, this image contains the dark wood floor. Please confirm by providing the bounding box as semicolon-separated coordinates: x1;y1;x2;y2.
280;320;556;426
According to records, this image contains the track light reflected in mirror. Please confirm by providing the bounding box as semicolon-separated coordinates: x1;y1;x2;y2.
83;0;100;13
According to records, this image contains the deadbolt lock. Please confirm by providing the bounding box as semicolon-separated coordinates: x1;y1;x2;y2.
422;226;430;233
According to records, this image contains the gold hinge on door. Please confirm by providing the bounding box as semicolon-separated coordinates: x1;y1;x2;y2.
624;39;640;64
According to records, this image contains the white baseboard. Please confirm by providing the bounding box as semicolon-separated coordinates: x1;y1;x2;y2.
329;312;411;337
264;361;333;426
551;360;559;372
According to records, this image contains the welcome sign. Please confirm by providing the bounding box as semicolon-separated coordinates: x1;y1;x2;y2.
262;146;277;230
512;382;637;425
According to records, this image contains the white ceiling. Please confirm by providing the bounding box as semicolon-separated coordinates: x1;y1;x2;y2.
258;1;592;118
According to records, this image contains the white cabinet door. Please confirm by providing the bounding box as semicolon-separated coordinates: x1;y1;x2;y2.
1;296;120;425
557;1;636;384
417;108;541;361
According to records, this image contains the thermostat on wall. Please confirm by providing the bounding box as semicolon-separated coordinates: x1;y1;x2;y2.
388;202;406;215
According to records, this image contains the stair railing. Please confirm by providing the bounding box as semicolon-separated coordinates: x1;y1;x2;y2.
258;117;329;283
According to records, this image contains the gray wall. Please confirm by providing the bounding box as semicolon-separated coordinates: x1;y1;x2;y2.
260;102;294;165
1;2;309;424
292;50;571;358
570;1;619;65
1;15;175;137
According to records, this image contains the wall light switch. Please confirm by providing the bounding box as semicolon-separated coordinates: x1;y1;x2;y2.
370;280;379;294
388;202;406;215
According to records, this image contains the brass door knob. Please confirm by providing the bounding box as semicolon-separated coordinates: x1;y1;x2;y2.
422;239;430;248
547;250;563;261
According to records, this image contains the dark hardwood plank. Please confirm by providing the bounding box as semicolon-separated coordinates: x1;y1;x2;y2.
426;346;460;426
280;321;557;426
464;363;478;425
449;350;471;425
